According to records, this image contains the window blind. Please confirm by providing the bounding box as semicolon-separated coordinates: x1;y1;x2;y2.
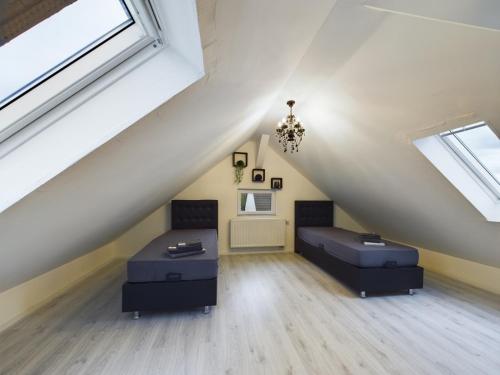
254;193;273;211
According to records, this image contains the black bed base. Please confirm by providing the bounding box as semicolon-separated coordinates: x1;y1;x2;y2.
296;238;423;297
122;277;217;315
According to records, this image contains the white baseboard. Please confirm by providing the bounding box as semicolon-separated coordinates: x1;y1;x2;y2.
0;242;115;332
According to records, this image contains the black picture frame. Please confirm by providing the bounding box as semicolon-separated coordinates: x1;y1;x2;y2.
252;168;265;182
271;178;283;190
232;152;248;167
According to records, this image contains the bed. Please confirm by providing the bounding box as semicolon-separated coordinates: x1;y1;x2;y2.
122;200;218;317
295;201;423;297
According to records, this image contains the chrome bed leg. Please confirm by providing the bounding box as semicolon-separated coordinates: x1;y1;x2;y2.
360;291;366;298
133;311;140;320
408;289;415;296
203;306;210;314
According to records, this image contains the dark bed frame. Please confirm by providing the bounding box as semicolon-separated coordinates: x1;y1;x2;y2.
295;201;423;297
122;200;218;317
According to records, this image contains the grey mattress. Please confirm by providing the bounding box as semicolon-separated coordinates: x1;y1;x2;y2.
297;227;418;268
127;229;218;282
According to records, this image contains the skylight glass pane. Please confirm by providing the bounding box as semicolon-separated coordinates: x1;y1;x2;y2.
441;123;500;198
0;0;133;109
454;125;500;183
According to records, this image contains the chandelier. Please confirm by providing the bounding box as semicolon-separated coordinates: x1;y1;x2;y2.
275;100;305;153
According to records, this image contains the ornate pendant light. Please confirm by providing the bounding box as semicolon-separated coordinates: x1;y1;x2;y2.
275;100;305;153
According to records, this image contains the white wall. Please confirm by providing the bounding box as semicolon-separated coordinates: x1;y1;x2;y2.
114;205;170;259
0;242;115;331
418;247;500;295
174;140;328;253
114;140;365;257
336;207;367;233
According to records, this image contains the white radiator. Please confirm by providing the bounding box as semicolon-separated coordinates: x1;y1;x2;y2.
230;218;286;248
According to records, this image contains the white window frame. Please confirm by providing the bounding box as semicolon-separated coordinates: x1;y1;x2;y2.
0;0;164;143
237;189;277;216
439;122;500;200
0;0;205;214
414;122;500;222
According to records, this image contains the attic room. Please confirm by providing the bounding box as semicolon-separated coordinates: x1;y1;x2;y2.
0;0;499;373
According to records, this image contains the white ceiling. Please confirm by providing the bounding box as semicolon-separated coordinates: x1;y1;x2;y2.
1;0;499;292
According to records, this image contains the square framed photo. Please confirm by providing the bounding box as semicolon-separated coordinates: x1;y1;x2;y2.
271;177;283;190
232;152;248;167
251;168;265;182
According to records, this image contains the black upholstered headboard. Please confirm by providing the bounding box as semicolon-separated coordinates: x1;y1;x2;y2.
295;200;334;229
171;200;218;232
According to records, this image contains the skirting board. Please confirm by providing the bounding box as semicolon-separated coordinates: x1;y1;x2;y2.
418;247;500;295
0;242;115;332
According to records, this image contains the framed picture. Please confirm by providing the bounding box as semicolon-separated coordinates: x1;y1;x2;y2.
252;168;265;182
232;152;248;167
271;177;283;190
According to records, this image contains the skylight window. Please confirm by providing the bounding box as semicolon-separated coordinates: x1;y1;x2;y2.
0;0;161;143
440;123;500;199
0;0;133;109
413;121;500;222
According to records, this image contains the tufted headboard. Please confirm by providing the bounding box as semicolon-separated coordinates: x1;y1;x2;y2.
171;200;218;232
295;201;334;230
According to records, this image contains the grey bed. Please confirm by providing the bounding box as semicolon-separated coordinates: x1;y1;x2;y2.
295;200;424;297
127;229;218;282
297;227;418;268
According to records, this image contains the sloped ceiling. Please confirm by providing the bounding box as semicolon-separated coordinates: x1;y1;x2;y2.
1;0;499;292
258;0;500;266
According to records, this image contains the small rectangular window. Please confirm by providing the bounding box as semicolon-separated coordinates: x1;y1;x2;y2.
440;122;500;198
0;0;133;109
238;189;276;215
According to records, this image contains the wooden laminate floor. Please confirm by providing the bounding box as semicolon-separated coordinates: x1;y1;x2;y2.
1;253;499;375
